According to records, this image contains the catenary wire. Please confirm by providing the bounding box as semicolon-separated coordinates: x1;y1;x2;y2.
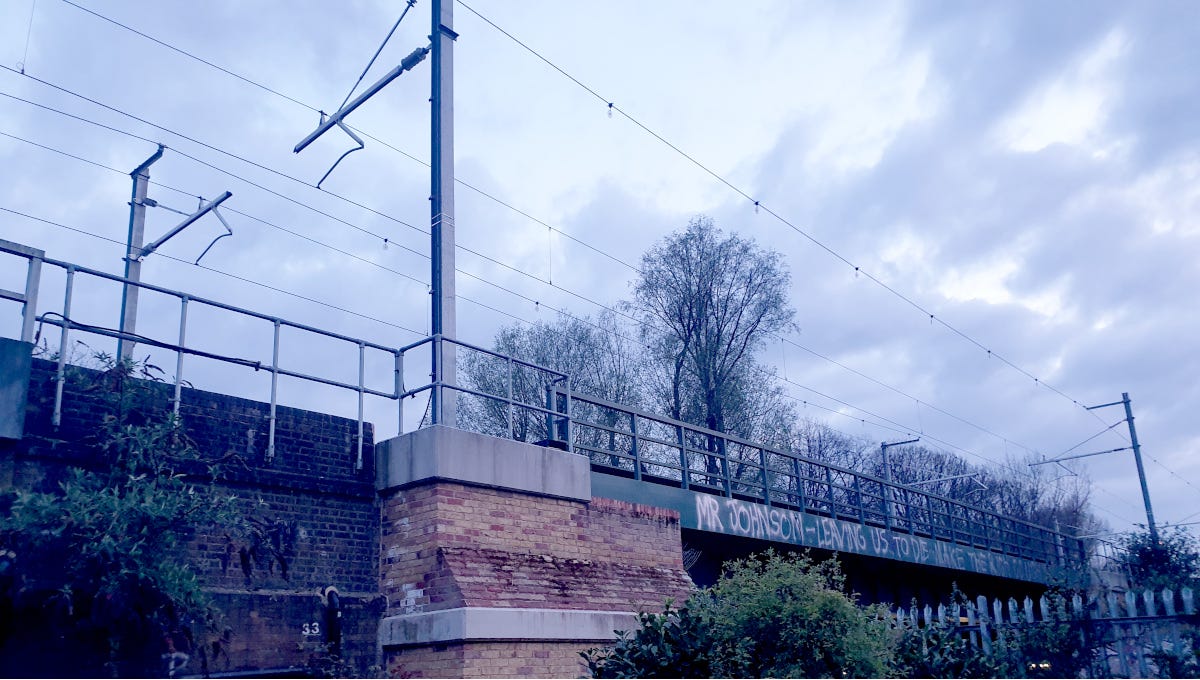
1;24;1141;497
1;123;1064;486
456;1;1200;500
453;0;1119;430
32;0;1051;457
0;205;425;337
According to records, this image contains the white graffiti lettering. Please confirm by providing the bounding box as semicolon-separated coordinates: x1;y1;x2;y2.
692;495;1039;581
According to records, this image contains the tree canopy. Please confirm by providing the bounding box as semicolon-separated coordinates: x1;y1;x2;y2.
632;216;793;435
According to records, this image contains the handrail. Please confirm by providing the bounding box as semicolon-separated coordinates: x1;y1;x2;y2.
565;388;1079;566
0;240;568;466
1;238;1083;569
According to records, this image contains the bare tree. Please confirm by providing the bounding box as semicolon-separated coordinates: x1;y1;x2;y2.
458;311;643;443
632;216;794;435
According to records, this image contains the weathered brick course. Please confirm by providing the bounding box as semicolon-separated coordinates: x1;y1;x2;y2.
380;483;692;617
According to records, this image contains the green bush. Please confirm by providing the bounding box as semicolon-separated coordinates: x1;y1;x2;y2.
583;551;896;678
0;357;242;677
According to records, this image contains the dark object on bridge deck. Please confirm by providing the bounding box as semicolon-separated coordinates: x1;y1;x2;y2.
0;339;32;440
534;438;569;451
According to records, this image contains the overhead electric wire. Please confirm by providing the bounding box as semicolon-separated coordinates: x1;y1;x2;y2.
10;8;1169;499
0;205;424;337
454;1;1116;427
3;120;1044;484
56;0;317;113
0;65;430;242
5;131;1065;496
0;128;426;288
457;0;1200;500
0;126;558;332
31;0;1039;456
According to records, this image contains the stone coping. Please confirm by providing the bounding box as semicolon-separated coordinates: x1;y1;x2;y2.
379;607;637;647
375;426;590;502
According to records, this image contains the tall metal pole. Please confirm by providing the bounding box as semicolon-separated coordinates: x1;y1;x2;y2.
1123;392;1158;543
118;145;164;363
430;0;457;425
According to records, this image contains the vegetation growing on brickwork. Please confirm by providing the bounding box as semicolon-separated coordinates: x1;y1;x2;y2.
0;354;243;677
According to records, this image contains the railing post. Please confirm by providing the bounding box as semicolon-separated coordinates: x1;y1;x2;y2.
883;477;894;531
631;413;641;481
792;457;805;510
266;319;280;464
825;466;835;516
356;341;365;470
719;437;731;497
564;378;572;453
52;266;74;429
544;383;554;443
432;334;444;425
173;296;188;417
505;356;514;439
676;424;687;490
853;474;865;524
21;252;42;344
759;446;771;505
395;350;404;434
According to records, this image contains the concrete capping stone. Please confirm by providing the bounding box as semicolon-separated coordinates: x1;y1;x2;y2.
375;425;590;501
378;607;637;647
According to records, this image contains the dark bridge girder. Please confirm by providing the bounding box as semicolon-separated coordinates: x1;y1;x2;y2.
592;473;1082;598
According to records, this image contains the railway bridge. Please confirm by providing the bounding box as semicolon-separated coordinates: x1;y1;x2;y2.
0;238;1084;677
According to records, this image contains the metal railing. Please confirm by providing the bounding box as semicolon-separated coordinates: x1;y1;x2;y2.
1;238;1082;569
565;389;1083;566
0;239;564;468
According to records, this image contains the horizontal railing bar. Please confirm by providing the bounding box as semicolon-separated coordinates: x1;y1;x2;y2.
36;315;401;400
27;254;402;354
569;388;1065;541
427;334;570;379
401;382;569;421
273;366;395;399
0;239;46;258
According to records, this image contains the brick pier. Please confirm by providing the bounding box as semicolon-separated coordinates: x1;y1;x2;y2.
376;426;694;678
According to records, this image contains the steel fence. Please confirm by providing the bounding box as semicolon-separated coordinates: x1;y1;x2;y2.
2;237;1082;568
566;389;1082;566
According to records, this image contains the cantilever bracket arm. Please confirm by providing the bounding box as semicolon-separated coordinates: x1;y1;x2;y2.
136;191;232;261
1028;446;1132;467
294;44;430;155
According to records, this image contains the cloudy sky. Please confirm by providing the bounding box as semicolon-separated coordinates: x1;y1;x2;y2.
1;0;1198;538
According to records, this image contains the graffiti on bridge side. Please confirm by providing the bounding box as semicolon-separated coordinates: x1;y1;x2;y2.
694;495;1043;581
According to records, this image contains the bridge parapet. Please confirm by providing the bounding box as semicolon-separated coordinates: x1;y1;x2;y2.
566;391;1085;576
0;237;1084;582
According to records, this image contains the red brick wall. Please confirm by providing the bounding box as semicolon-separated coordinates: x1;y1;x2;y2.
388;641;588;679
380;483;693;617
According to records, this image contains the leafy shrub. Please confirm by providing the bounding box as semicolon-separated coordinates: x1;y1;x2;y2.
583;551;896;678
0;356;242;677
